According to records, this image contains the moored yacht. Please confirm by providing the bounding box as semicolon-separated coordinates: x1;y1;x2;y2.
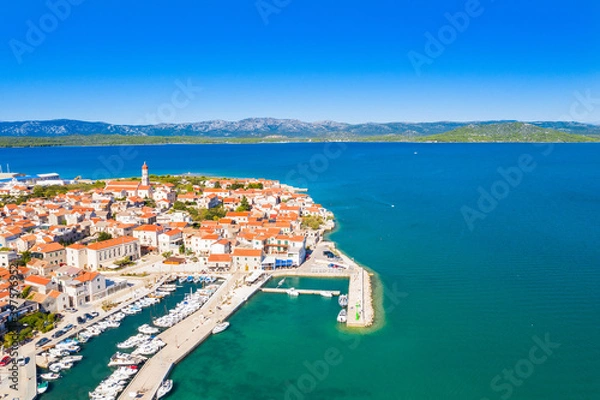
212;321;230;334
337;309;348;323
156;379;173;399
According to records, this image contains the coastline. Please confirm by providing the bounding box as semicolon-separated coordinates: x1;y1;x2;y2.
2;140;600;149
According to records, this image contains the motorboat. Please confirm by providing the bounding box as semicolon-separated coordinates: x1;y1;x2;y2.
337;309;348;323
49;361;73;372
138;324;160;335
286;288;299;297
338;294;348;307
62;355;83;363
320;291;333;298
108;352;147;367
212;321;230;334
40;372;61;380
156;379;173;399
37;380;49;394
117;334;151;349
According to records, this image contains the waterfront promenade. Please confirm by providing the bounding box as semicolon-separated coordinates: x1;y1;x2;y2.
118;273;268;400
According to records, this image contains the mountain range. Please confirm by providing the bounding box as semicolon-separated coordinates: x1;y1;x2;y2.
1;119;599;138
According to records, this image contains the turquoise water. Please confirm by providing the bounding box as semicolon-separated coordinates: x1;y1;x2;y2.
40;282;210;400
3;143;600;399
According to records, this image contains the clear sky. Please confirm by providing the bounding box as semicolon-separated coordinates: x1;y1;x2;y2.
1;0;599;124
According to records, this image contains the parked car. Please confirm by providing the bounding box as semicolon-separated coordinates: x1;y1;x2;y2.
0;356;12;366
90;311;99;318
63;324;74;331
65;308;77;313
83;313;94;320
76;316;86;324
35;337;50;347
51;329;66;339
16;357;27;366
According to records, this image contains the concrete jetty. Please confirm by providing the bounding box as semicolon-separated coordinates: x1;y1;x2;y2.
271;240;375;328
117;273;267;400
260;288;341;296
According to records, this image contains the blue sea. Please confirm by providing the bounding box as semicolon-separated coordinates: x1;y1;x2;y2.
3;143;599;399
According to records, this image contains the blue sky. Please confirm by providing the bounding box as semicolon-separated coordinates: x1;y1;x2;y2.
1;0;599;124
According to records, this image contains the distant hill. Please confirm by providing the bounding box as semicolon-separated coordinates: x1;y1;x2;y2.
416;122;600;143
1;118;599;139
0;119;599;146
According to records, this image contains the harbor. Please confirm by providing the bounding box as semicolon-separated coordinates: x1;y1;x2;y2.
117;273;266;399
2;242;375;400
116;241;374;399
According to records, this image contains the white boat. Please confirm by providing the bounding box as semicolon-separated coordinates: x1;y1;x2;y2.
49;361;73;372
320;291;333;298
337;309;348;323
62;355;83;363
117;334;151;349
212;322;230;334
156;379;173;399
138;324;160;335
40;372;61;380
338;294;348;307
108;352;147;367
286;288;299;297
37;381;49;394
278;278;285;286
159;284;177;292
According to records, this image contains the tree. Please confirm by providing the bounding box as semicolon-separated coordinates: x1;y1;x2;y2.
246;182;263;190
21;251;32;264
179;244;186;254
236;196;251;212
214;181;222;189
173;201;187;211
230;182;245;190
144;198;156;208
21;286;31;299
97;232;112;242
301;215;324;230
162;251;173;259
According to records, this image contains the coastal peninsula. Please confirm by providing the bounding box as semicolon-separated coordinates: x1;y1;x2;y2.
0;163;374;400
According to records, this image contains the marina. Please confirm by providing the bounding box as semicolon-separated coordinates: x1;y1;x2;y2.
4;241;374;400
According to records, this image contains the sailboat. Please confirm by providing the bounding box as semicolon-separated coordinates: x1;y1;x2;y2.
156;379;173;398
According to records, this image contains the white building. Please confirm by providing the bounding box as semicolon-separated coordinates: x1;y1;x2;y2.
86;236;140;270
